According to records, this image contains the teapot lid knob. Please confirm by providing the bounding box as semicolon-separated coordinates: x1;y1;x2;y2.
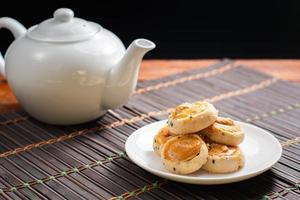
54;8;74;22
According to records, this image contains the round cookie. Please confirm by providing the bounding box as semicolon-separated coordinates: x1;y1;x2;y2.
202;143;244;173
168;101;218;135
201;117;244;146
153;125;172;156
161;134;208;174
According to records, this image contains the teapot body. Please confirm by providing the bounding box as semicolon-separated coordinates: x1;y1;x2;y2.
5;29;126;124
0;8;155;125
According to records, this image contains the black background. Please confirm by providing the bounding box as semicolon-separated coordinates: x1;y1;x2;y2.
1;0;300;59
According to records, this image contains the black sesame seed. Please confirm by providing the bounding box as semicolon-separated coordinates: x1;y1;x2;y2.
173;167;176;171
212;159;215;164
170;122;173;127
189;115;192;119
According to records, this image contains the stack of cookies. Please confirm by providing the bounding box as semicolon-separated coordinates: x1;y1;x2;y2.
153;101;245;174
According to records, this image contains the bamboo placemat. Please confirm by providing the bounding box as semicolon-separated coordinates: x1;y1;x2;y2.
0;59;299;200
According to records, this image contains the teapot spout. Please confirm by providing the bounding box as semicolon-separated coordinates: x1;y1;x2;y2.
103;39;155;109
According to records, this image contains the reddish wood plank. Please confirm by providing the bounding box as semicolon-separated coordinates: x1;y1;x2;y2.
139;59;300;82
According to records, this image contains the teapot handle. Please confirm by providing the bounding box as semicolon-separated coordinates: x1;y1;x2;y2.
0;17;26;78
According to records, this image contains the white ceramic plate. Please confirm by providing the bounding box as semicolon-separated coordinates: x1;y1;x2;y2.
125;120;282;185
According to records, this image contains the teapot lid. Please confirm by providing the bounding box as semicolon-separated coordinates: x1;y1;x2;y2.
27;8;101;42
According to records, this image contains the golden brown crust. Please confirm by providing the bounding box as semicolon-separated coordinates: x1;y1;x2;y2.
201;117;244;146
161;134;208;174
202;142;244;173
168;102;218;135
163;135;201;161
153;125;172;156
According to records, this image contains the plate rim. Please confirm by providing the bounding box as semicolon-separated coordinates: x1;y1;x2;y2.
125;120;282;185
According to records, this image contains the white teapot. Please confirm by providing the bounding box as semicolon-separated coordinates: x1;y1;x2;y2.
0;8;155;125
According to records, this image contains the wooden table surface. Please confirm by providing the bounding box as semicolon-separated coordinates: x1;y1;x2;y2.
0;59;300;113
